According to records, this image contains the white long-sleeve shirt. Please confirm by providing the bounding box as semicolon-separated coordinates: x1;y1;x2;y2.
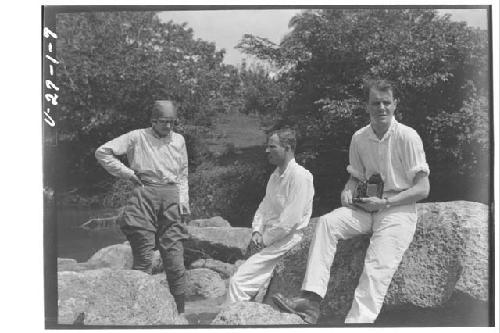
95;128;189;207
347;118;430;191
252;159;314;246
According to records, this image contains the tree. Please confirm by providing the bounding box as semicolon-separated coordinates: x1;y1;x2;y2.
53;11;235;188
238;8;490;205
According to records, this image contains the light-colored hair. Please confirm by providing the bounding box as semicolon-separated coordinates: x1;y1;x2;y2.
363;79;397;101
151;100;177;119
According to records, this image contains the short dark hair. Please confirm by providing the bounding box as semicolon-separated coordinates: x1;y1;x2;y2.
271;128;297;152
363;79;397;101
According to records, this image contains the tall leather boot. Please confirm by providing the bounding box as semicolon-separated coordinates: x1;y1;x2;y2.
173;294;185;314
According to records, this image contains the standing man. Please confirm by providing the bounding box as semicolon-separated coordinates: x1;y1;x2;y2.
273;79;430;324
95;100;190;314
226;128;315;304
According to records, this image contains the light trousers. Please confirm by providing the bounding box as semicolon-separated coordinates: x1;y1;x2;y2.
227;230;304;303
301;203;417;323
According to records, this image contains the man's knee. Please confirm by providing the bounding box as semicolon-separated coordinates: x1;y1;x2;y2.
316;209;344;233
122;227;155;273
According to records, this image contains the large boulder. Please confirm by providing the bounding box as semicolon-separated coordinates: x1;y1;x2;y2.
212;302;305;325
187;216;231;228
58;258;90;272
58;268;187;325
84;242;162;272
189;259;237;279
185;226;252;264
185;268;227;300
264;201;489;322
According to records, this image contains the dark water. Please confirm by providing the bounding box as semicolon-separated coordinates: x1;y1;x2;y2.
53;206;126;262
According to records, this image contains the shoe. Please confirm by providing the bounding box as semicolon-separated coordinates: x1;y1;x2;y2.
272;293;320;324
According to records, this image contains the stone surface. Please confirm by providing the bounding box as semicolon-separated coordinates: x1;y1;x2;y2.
212;302;305;325
189;258;237;279
185;268;227;300
58;258;91;272
84;242;162;272
58;268;187;325
185;226;252;264
187;216;231;228
264;201;489;321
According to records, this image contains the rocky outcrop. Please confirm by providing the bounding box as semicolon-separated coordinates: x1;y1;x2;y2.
79;242;163;272
212;302;305;325
189;259;237;279
184;226;252;264
185;268;227;300
58;269;187;325
187;216;231;228
264;201;489;321
58;258;90;272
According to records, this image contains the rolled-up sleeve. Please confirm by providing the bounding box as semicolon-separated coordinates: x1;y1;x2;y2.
95;132;136;179
346;134;365;180
404;130;430;181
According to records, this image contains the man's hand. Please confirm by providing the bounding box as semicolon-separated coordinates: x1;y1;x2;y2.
354;197;386;212
180;203;191;216
129;173;144;187
341;188;355;208
252;231;264;247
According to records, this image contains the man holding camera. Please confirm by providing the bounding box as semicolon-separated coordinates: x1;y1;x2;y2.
273;79;430;324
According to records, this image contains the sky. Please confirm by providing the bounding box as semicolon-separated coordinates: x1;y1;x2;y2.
158;8;489;66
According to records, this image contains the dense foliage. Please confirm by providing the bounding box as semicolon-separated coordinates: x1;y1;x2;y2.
238;9;490;206
54;11;235;186
49;9;490;227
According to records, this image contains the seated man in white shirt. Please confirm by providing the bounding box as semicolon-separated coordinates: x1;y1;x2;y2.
273;79;430;324
226;128;315;304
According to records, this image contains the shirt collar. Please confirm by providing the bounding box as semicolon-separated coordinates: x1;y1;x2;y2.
274;158;296;179
149;127;173;141
368;117;397;142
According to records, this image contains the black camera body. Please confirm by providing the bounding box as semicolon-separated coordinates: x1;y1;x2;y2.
353;173;384;202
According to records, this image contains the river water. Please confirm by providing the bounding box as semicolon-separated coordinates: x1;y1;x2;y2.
53;205;126;262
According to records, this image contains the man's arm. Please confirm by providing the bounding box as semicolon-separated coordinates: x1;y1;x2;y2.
178;136;190;215
251;180;272;244
341;176;360;208
357;171;430;211
263;172;314;246
95;132;140;184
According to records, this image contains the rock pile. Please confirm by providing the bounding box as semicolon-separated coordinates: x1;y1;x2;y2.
57;202;490;326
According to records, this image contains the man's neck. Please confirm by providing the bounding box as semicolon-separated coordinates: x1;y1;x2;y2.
278;155;294;175
370;119;393;140
152;127;172;139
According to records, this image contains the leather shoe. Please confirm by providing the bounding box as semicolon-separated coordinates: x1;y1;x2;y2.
272;293;320;324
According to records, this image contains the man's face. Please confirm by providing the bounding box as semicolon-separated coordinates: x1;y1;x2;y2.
152;106;177;137
367;88;397;129
265;134;287;166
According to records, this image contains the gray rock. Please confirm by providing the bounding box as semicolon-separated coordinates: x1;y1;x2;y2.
189;259;236;279
188;216;231;228
185;268;227;300
264;201;489;321
185;226;252;264
58;268;187;325
85;242;162;273
57;258;91;272
212;302;305;325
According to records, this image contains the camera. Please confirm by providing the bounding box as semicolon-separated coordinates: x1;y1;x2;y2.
353;173;384;202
